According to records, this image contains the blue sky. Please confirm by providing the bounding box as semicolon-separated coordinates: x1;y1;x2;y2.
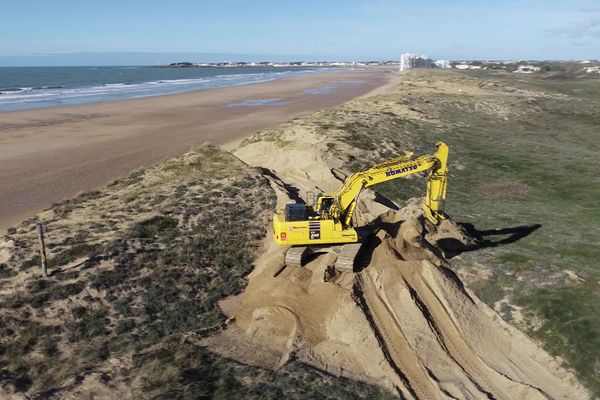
1;0;599;65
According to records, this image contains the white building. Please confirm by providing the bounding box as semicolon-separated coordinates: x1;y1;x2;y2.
434;60;451;69
514;65;541;74
454;64;481;70
400;53;433;71
584;66;600;74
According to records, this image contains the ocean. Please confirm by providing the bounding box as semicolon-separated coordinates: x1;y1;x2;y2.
0;66;323;111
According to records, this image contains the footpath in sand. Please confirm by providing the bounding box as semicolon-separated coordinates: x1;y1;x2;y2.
201;122;589;399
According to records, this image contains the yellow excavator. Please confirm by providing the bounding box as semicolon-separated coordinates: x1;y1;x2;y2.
273;141;449;270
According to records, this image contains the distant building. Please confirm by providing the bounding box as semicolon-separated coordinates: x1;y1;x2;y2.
514;65;541;74
400;53;433;71
584;66;600;74
454;63;482;70
434;60;451;69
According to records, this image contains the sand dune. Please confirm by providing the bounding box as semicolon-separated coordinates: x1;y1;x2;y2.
200;116;588;399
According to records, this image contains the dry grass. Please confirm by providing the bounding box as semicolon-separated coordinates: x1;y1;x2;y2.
475;180;533;198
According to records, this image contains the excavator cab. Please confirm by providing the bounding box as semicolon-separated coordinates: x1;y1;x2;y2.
316;195;335;218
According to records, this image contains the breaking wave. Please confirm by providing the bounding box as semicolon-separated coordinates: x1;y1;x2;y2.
0;69;321;111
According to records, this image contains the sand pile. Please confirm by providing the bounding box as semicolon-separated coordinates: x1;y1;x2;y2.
202;204;587;399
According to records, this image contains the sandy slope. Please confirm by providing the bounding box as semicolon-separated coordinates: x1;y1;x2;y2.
203;214;587;399
201;116;589;399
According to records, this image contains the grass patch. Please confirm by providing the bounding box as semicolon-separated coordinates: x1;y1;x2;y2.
518;283;600;394
495;253;529;264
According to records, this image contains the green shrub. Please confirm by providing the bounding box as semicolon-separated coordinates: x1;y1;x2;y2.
115;319;136;334
0;263;16;279
67;307;109;341
25;281;85;309
19;255;40;271
129;215;178;239
40;337;58;357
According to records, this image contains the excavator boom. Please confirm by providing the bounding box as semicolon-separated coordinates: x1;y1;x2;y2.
331;142;448;226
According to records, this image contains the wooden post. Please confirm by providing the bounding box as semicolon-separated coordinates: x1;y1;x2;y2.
37;223;48;278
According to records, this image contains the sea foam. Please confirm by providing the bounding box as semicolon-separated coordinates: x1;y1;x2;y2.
0;68;323;111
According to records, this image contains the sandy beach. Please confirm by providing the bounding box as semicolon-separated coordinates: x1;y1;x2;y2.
0;68;390;231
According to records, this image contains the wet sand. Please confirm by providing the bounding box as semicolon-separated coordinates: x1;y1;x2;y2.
0;68;391;231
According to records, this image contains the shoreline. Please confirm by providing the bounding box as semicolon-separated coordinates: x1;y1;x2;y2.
0;66;328;113
0;67;392;232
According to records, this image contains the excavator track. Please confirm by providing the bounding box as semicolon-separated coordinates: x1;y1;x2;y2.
284;246;311;268
333;243;362;271
284;242;363;271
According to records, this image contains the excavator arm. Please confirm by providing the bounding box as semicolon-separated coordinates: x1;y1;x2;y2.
328;142;448;226
423;142;448;224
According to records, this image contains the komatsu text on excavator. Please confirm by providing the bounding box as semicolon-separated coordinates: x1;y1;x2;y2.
273;141;449;269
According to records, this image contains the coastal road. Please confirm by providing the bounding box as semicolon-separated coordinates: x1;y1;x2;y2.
0;68;391;231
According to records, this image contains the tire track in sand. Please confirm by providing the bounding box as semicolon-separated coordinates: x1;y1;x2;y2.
354;272;441;400
398;261;548;400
